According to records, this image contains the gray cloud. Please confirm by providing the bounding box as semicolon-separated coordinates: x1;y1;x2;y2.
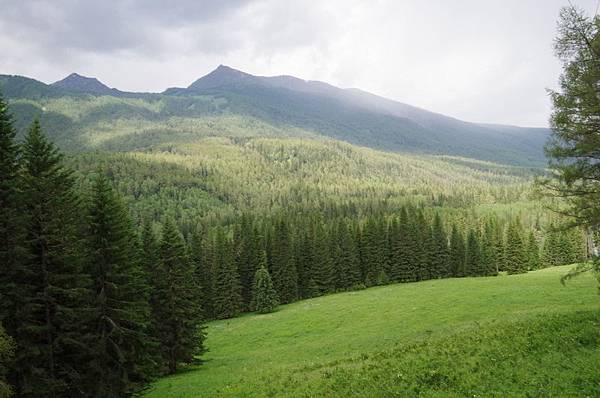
1;0;598;126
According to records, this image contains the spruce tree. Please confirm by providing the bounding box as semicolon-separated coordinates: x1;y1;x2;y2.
234;216;259;310
525;230;541;270
416;211;434;280
504;221;528;274
83;173;153;396
397;207;418;282
0;93;25;361
431;213;449;278
464;229;482;276
212;228;243;319
154;219;205;373
542;228;559;267
0;323;14;398
295;225;317;298
188;227;214;320
449;224;466;277
16;120;90;397
361;218;387;286
335;219;361;289
312;222;335;294
252;252;279;313
268;220;298;302
480;221;499;276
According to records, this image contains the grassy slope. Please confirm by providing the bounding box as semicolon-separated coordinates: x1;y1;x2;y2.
141;266;599;397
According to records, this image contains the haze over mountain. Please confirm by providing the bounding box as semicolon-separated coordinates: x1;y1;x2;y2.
0;65;550;166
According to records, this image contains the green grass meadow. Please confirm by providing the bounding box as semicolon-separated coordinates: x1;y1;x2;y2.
141;265;599;397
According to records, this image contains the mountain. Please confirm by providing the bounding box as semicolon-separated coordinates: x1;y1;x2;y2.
52;73;120;95
180;65;549;165
0;66;550;166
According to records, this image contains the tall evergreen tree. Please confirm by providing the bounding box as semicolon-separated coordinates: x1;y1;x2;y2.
83;173;153;396
268;220;298;303
234;216;260;310
464;229;482;276
295;227;314;298
335;219;361;289
252;252;279;314
415;211;434;280
0;93;25;364
480;221;499;276
397;208;418;282
361;218;387;286
188;227;214;320
311;222;335;294
431;213;449;278
542;227;560;267
212;228;243;319
0;323;14;398
504;221;527;274
525;231;541;270
154;219;205;373
16;120;90;397
449;224;466;277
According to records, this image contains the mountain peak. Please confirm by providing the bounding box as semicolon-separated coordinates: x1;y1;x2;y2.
52;73;113;94
188;65;258;91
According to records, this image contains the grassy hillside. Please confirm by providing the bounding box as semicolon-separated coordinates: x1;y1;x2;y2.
141;265;599;397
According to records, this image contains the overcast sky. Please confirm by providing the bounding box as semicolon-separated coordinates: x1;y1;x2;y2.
1;0;598;127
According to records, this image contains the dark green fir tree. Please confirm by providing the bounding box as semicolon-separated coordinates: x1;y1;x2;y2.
212;228;243;319
252;251;279;314
16;120;90;397
83;173;154;396
154;219;206;373
449;224;466;277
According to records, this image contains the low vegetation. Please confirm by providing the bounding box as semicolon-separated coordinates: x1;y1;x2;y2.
142;266;599;397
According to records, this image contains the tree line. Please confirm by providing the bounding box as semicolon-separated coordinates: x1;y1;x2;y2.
191;209;587;320
0;96;205;397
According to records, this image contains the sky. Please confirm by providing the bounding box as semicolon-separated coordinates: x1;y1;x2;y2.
0;0;598;127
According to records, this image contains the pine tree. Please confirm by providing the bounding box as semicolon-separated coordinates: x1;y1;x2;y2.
16;120;90;397
83;173;153;396
431;213;449;278
504;221;527;274
449;224;466;277
212;228;243;319
154;219;205;373
464;229;482;276
252;252;279;313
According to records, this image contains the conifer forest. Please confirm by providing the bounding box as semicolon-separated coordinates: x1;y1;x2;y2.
0;2;599;397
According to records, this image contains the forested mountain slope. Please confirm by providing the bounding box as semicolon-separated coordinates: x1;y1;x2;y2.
0;66;549;165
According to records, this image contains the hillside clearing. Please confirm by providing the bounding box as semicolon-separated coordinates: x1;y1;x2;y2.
141;265;599;397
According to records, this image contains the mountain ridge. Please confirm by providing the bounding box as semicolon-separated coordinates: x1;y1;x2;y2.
0;66;551;166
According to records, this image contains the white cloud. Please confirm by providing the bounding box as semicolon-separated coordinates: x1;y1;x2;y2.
0;0;598;126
